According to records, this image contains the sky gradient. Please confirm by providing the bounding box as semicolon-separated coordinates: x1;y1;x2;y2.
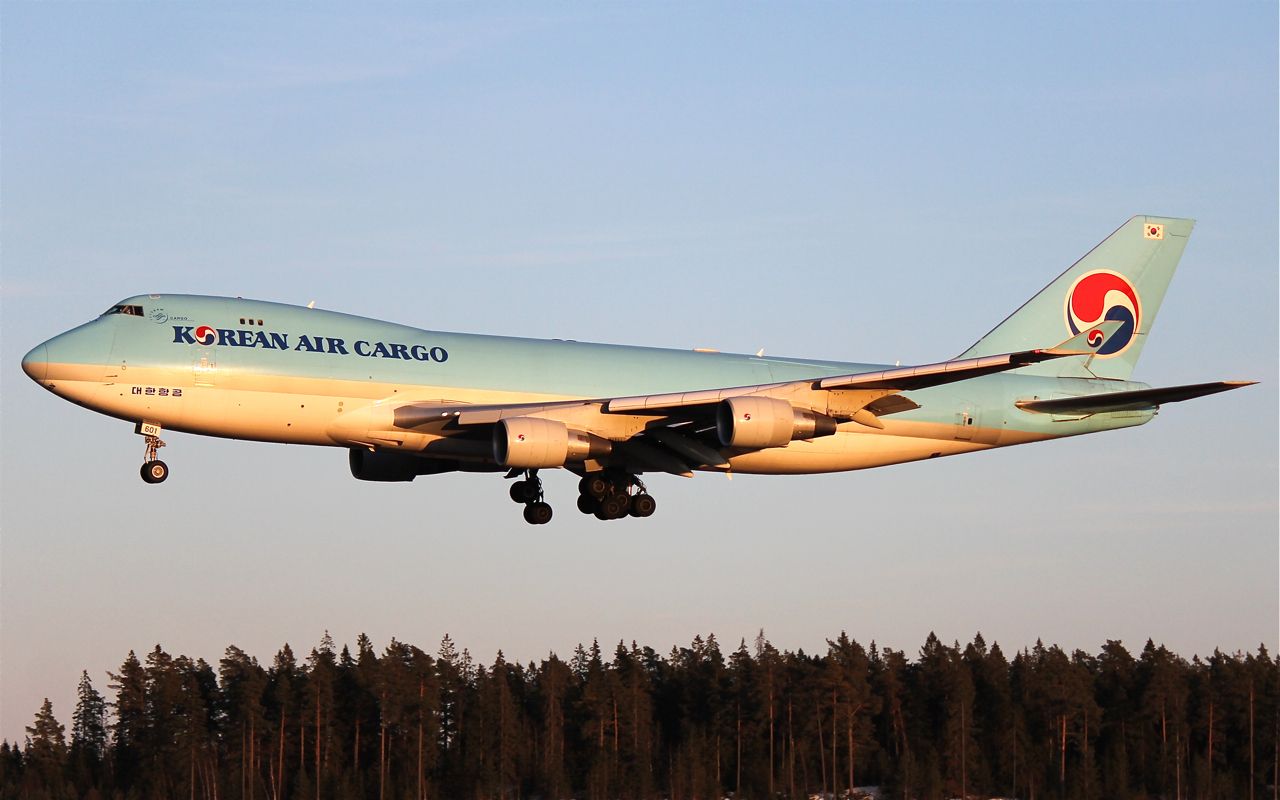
2;3;1276;744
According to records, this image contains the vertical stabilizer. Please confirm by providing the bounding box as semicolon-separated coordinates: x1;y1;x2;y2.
957;215;1194;380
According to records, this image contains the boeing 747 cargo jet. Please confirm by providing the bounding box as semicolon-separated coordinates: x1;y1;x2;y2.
22;216;1253;524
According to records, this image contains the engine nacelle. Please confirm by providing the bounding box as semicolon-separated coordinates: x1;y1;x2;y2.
715;396;838;448
349;449;458;482
493;417;612;469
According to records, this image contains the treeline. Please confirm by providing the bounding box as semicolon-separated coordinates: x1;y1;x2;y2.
2;631;1276;800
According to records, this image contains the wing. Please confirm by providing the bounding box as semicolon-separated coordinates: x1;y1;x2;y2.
331;323;1128;475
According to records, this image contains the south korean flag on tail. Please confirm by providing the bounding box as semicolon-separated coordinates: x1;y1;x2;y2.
1144;223;1164;240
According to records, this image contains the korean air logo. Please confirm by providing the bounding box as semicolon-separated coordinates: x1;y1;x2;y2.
193;325;217;346
1065;270;1140;357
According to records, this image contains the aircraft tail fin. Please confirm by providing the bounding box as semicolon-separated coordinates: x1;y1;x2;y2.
957;216;1194;380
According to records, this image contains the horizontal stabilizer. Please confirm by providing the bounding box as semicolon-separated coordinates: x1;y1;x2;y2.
1015;381;1256;415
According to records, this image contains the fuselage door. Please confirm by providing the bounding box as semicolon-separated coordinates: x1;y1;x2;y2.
193;349;217;386
955;402;979;440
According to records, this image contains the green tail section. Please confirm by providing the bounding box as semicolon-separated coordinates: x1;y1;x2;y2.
958;215;1194;380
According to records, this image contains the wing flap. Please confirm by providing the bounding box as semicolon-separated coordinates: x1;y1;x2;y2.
1015;381;1256;415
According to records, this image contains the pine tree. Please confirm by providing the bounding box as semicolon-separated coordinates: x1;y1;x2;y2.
24;697;69;797
69;670;107;788
219;644;268;800
108;650;147;790
305;633;338;800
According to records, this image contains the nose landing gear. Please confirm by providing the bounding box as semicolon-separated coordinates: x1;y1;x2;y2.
139;431;169;484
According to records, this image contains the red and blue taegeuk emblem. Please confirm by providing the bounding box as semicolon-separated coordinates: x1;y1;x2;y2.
1065;270;1140;357
193;325;217;346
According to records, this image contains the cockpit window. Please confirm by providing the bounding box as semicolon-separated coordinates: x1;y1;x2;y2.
104;304;144;317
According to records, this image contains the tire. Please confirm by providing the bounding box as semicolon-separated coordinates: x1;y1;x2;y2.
601;497;624;519
141;460;169;484
630;493;656;518
576;494;598;515
510;480;538;504
579;475;609;498
523;501;553;525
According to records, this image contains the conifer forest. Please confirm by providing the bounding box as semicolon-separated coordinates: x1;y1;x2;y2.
3;631;1276;800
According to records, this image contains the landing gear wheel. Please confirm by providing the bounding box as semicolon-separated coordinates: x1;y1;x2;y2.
509;480;539;504
576;494;598;515
601;496;625;518
630;493;656;518
523;501;553;525
579;474;609;498
141;460;169;484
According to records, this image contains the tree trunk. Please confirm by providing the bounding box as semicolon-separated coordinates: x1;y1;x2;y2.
816;698;828;795
716;733;721;792
847;704;854;793
831;690;838;797
1248;682;1254;800
736;703;742;796
278;713;286;800
787;697;795;800
960;699;966;800
768;682;775;797
1208;699;1215;798
1175;724;1182;800
250;717;256;800
1083;709;1089;800
1012;723;1017;800
1060;713;1067;788
419;678;426;800
315;690;322;800
379;722;387;800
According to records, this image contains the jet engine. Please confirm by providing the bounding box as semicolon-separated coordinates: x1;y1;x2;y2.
715;396;838;448
348;449;458;481
493;417;612;469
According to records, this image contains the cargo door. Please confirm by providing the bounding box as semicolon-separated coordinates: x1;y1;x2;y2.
193;349;217;386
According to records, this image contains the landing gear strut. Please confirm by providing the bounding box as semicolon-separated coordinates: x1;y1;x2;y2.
577;470;656;521
506;469;553;525
140;434;169;484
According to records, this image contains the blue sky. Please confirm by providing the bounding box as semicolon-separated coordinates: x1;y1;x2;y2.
2;2;1276;743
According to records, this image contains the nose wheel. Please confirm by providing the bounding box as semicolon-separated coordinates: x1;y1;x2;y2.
140;433;169;484
506;469;552;525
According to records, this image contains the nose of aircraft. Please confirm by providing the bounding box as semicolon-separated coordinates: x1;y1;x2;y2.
22;343;48;383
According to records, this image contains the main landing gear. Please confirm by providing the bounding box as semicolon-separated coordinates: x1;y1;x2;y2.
139;432;169;484
576;470;656;522
505;468;658;525
506;469;553;525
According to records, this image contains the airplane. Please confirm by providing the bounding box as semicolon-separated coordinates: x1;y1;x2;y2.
21;215;1254;524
